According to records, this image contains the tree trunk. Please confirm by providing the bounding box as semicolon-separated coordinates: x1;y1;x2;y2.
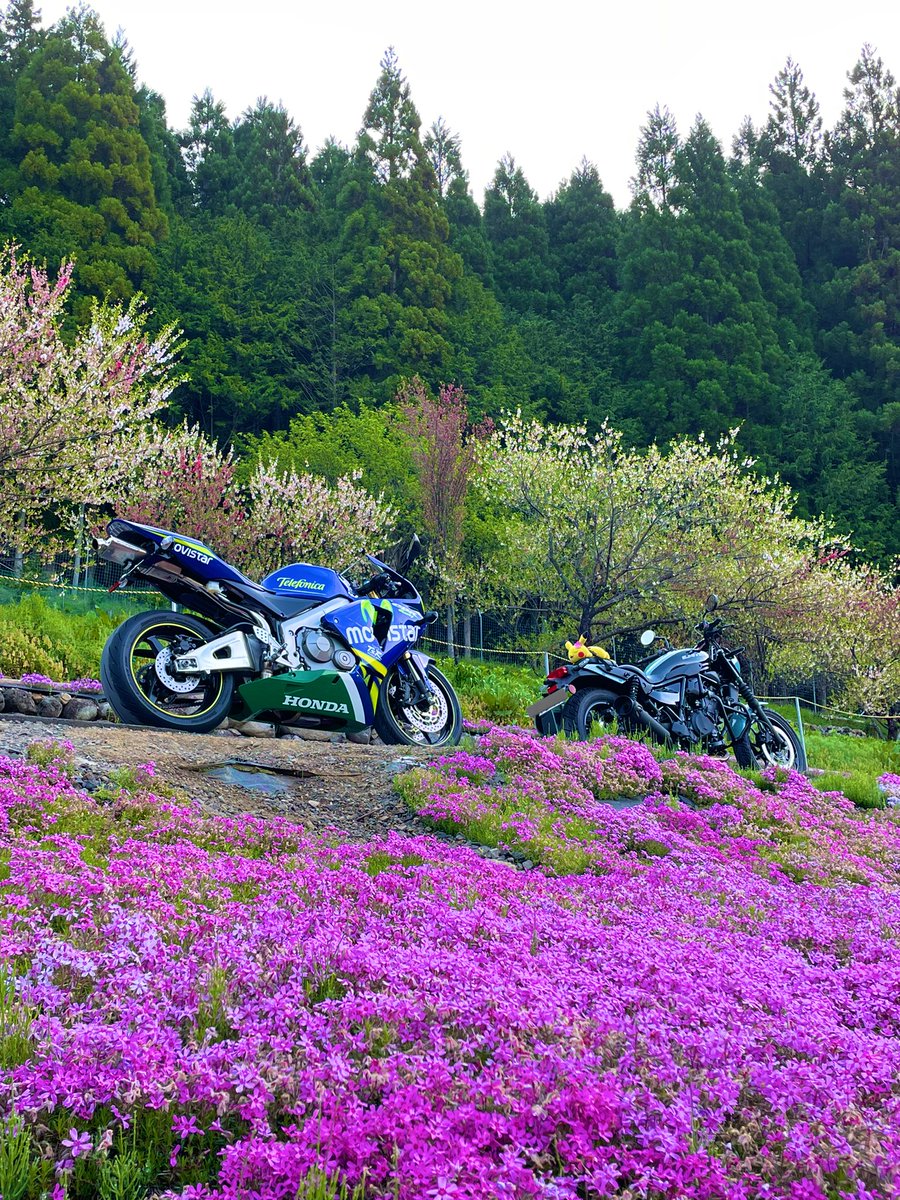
462;610;472;658
72;503;86;587
13;512;24;579
446;603;456;660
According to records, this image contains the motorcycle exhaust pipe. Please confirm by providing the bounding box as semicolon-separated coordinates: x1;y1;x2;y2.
620;697;673;745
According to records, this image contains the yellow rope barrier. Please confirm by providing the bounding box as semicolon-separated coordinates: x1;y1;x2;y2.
0;573;162;599
760;696;897;723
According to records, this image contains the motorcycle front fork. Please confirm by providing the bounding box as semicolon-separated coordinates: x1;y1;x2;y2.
398;652;433;706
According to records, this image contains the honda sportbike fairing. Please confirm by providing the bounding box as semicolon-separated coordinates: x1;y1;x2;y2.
95;519;462;746
527;598;805;771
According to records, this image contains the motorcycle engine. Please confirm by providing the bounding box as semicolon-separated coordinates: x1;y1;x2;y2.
688;698;719;739
301;629;355;671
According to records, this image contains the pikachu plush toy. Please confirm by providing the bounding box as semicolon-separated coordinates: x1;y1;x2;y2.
564;635;611;663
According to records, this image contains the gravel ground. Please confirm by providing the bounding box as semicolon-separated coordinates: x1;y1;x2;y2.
0;715;437;842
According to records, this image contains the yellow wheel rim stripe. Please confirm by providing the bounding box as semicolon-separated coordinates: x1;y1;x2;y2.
128;620;224;719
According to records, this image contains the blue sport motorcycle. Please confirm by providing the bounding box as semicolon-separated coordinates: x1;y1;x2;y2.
96;519;462;746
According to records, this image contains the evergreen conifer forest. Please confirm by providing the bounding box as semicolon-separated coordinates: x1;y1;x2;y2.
0;3;898;562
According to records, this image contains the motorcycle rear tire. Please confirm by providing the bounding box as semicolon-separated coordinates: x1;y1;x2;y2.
732;731;758;768
734;711;806;773
101;610;235;733
562;687;619;740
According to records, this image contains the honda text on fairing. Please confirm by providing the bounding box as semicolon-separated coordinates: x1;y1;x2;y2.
95;519;462;746
528;596;806;771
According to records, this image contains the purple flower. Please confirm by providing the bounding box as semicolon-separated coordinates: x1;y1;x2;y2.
61;1129;92;1159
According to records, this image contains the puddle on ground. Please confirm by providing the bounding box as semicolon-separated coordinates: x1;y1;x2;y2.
198;761;295;795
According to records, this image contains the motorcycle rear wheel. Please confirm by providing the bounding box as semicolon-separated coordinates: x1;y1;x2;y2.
374;664;462;747
101;610;234;733
562;687;619;740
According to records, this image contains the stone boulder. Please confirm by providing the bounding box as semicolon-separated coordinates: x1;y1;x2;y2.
37;694;63;718
62;698;99;722
1;688;37;715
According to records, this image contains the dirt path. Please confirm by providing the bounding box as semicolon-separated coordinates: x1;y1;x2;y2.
0;717;437;841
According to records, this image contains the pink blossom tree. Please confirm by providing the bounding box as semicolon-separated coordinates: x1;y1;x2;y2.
0;247;183;557
397;379;491;653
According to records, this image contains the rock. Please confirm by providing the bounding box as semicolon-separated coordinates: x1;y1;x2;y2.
57;693;72;706
62;698;98;722
521;859;534;870
2;688;37;716
0;689;4;712
232;720;276;738
37;695;63;718
95;701;112;721
347;729;373;745
384;756;420;777
286;727;332;742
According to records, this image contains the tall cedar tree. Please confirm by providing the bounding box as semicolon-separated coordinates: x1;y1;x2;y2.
2;7;166;304
483;154;558;315
334;48;462;396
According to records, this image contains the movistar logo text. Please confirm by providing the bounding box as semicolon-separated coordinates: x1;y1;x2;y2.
173;543;212;565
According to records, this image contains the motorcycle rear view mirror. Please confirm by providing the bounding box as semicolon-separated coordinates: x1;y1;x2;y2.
705;594;719;613
639;630;656;648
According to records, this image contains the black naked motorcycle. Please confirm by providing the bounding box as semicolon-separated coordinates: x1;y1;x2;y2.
527;596;806;771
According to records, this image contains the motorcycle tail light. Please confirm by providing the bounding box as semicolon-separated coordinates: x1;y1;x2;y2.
546;667;568;680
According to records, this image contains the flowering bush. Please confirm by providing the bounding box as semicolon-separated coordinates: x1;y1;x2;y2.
15;674;102;693
2;735;900;1197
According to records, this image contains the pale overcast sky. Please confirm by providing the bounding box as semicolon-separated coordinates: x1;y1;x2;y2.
40;0;900;208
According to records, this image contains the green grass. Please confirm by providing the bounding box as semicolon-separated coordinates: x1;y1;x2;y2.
803;728;899;778
808;771;885;810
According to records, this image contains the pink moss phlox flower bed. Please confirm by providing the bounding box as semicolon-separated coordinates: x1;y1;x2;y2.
2;732;900;1198
12;673;103;693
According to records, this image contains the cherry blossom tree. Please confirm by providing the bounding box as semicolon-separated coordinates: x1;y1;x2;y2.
115;422;247;565
0;247;182;556
242;461;397;578
397;378;491;606
476;412;843;657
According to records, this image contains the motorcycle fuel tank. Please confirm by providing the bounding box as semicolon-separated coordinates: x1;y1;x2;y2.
644;648;709;682
260;562;351;601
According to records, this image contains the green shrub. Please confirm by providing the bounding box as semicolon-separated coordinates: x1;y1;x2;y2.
0;592;129;680
0;624;65;680
434;656;539;724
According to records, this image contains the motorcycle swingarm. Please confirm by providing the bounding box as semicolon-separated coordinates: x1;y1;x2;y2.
174;630;266;675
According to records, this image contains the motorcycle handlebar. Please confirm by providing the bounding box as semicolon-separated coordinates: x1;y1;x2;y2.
357;572;394;597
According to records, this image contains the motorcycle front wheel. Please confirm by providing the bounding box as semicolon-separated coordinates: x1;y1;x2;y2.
735;710;806;773
101;610;234;733
374;664;462;747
